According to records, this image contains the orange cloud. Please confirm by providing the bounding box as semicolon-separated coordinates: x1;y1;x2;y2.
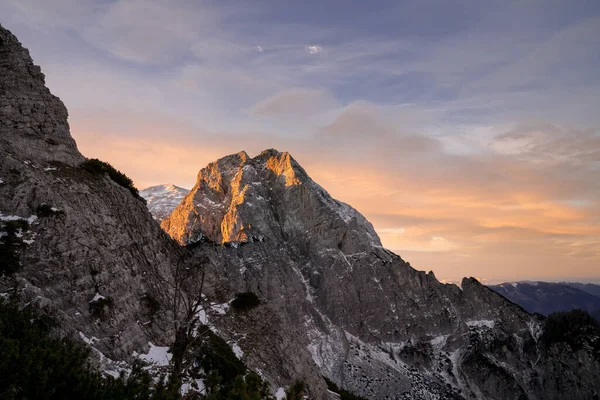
69;109;600;284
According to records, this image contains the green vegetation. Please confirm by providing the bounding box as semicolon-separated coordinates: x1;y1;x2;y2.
284;380;305;400
323;376;367;400
141;293;161;323
0;220;29;276
80;158;140;198
36;204;64;217
0;299;177;400
89;296;114;320
231;292;261;311
195;331;246;384
542;309;600;353
180;330;277;399
0;299;307;399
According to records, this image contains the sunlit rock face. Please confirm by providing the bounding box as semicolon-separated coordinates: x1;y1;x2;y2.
161;148;381;252
163;150;600;400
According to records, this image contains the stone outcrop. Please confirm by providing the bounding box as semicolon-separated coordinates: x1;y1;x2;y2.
166;149;600;399
0;27;82;166
162;149;380;252
0;24;180;364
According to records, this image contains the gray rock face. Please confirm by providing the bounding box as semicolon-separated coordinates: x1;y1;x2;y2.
0;24;179;364
140;184;190;222
162;149;380;252
165;150;600;399
0;27;82;166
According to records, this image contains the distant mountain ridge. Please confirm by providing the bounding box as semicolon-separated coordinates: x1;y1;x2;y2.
140;184;189;222
562;282;600;298
490;281;600;321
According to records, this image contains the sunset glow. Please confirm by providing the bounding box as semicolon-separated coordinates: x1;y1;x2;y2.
3;0;598;283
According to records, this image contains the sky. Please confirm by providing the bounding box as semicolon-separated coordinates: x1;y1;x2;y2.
2;0;599;284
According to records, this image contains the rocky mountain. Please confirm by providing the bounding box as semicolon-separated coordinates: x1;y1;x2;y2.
490;281;600;321
140;183;190;222
0;23;182;374
2;23;600;400
163;150;600;399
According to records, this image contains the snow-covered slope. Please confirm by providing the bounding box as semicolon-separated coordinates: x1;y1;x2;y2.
140;184;189;222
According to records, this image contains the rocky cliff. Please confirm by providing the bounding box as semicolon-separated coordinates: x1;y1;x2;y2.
164;150;600;399
0;24;181;371
0;24;335;397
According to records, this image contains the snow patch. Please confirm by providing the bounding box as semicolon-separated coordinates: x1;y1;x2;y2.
275;387;286;400
138;342;172;367
430;334;450;348
90;293;106;303
291;263;313;302
211;302;229;315
78;331;100;346
466;320;495;328
527;320;542;341
0;213;25;221
181;378;206;396
44;167;57;171
231;342;244;358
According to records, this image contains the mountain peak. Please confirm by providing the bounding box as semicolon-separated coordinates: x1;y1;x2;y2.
139;184;190;222
0;25;83;166
161;149;381;249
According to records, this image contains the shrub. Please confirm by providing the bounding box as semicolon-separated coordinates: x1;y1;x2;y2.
36;203;64;217
185;330;279;398
141;293;161;322
0;220;29;276
285;380;306;400
80;158;140;198
231;292;261;311
323;376;367;400
324;376;339;392
542;309;600;350
195;331;246;384
339;389;369;400
0;300;174;400
89;296;114;320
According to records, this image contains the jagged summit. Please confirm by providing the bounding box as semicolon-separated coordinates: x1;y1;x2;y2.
140;184;190;222
0;26;82;166
161;149;381;250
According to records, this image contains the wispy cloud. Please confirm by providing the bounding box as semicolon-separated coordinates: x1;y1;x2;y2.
1;0;598;282
305;45;323;55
